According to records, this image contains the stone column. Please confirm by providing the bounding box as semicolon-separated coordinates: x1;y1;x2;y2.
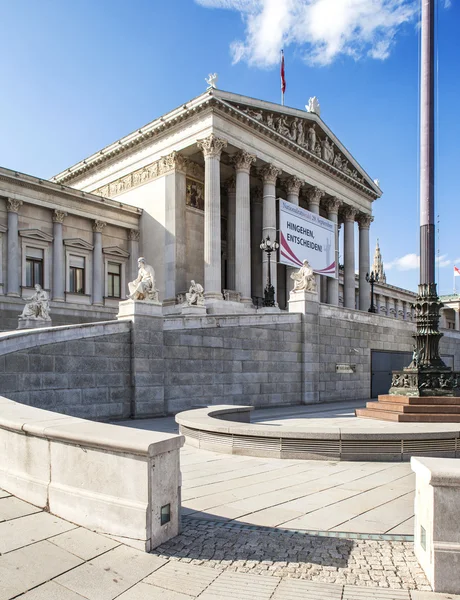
6;198;23;297
234;151;256;304
250;187;263;302
324;197;342;306
343;207;358;309
260;164;281;303
394;298;399;319
226;176;236;291
375;293;381;314
92;220;106;306
285;176;303;297
455;309;460;331
358;214;373;312
307;187;325;300
128;229;140;283
197;134;227;300
402;301;407;321
52;210;67;301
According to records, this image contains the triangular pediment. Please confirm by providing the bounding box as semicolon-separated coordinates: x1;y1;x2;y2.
214;92;379;195
103;246;130;258
64;238;94;251
19;229;53;243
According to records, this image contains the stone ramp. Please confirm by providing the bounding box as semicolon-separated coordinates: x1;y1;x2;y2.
357;395;460;422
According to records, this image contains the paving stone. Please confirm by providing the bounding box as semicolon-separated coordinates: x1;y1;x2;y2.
410;593;460;599
0;495;42;522
18;581;88;599
272;578;343;599
0;511;77;554
49;526;120;560
198;571;280;599
343;584;410;599
117;582;195;599
143;561;219;597
56;545;167;600
0;540;83;600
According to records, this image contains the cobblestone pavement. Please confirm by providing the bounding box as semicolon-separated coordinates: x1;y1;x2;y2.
155;518;431;591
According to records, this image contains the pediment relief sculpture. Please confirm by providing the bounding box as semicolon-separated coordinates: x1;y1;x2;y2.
235;103;367;186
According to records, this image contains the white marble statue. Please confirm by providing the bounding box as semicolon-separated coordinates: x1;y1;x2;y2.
374;178;380;188
20;285;51;320
185;280;205;306
205;73;218;89
306;96;321;116
291;260;317;293
127;257;159;302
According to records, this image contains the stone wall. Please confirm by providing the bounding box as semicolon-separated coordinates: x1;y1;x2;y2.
0;322;131;420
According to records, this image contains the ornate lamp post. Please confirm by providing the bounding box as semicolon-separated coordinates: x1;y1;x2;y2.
366;271;379;313
260;236;279;307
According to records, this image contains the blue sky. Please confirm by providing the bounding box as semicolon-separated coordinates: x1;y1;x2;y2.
0;0;458;294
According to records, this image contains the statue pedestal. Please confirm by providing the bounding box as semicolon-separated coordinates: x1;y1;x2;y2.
17;318;52;330
205;299;255;315
288;290;319;314
181;304;207;316
117;299;162;319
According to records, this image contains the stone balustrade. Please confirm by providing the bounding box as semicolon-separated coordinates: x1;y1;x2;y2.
0;396;184;551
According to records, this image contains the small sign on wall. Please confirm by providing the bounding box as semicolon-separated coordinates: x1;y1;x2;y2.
336;364;356;374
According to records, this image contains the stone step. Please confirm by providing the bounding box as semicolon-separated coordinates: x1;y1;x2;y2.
356;408;460;422
378;394;460;405
367;401;460;414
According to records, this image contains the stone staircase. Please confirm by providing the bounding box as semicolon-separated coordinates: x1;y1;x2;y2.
356;395;460;422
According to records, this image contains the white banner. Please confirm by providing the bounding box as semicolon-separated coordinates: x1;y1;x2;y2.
279;199;337;278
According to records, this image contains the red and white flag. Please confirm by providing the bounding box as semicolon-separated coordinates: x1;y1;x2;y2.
280;50;286;97
454;266;460;277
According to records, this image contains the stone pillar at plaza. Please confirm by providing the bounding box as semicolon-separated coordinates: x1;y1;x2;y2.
234;151;256;304
375;293;381;314
226;176;236;291
52;210;67;301
307;187;325;299
6;198;23;297
197;134;227;301
260;164;281;303
358;214;373;312
455;309;460;331
285;176;303;297
343;207;358;309
128;229;140;283
164;152;187;304
250;187;263;302
92;220;106;306
402;301;407;321
324;197;341;306
394;298;399;319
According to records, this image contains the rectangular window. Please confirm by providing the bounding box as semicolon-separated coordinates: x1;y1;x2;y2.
107;262;121;298
69;255;85;294
26;248;44;287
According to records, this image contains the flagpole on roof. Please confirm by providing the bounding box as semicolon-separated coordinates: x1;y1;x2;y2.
280;49;285;106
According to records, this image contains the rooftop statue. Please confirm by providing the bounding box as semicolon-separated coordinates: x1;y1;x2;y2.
291;260;317;293
306;96;321;117
19;284;51;320
205;73;218;89
127;257;159;302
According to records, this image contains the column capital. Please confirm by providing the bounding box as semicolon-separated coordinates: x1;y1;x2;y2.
7;198;23;213
233;150;256;173
259;164;281;185
128;229;140;242
197;134;227;159
306;186;325;207
53;210;67;224
162;150;187;173
357;213;374;229
285;175;303;196
323;197;342;215
93;220;106;233
342;206;359;222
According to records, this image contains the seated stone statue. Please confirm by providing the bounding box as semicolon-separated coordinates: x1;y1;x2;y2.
185;280;204;306
127;257;159;301
20;284;51;320
290;260;317;293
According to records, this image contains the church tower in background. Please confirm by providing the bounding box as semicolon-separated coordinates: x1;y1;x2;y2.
372;239;386;283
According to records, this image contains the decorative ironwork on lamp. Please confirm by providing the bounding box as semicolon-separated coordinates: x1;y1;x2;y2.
260;236;279;307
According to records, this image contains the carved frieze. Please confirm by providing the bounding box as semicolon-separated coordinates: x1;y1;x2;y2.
235;104;366;185
390;369;460;397
186;178;204;211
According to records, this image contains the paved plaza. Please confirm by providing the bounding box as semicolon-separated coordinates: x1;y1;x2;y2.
1;402;460;599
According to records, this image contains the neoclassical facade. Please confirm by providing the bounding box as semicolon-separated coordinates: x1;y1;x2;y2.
50;89;381;312
0;167;141;329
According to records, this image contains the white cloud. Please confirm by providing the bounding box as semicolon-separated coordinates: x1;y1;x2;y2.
436;254;451;268
195;0;418;67
386;253;419;271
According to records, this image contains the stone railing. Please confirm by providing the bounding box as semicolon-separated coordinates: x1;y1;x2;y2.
0;396;184;551
411;457;460;594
